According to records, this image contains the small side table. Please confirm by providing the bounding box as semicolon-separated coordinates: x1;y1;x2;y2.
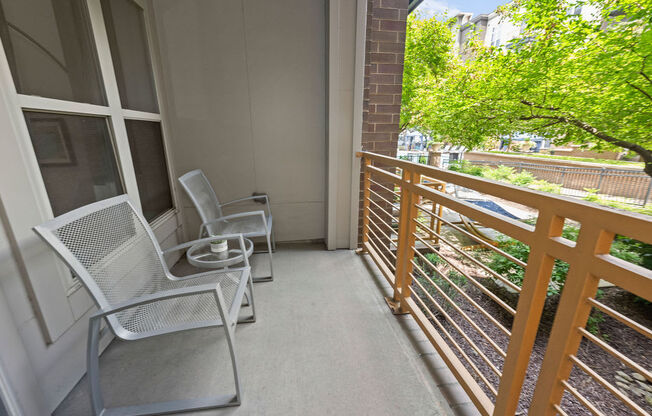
186;238;254;269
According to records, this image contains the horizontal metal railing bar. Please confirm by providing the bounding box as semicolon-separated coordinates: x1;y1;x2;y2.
367;228;397;261
561;380;605;416
554;404;570;416
413;218;523;293
586;298;652;340
415;203;527;268
366;164;402;183
366;197;399;222
569;355;649;416
366;228;397;264
410;260;508;359
368;178;400;198
368;208;398;235
363;241;395;287
578;327;652;383
368;187;399;210
368;219;397;248
413;232;517;316
359;152;652;244
403;296;495;415
408;279;499;396
411;247;512;338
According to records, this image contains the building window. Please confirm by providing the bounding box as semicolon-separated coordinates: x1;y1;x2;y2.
125;120;173;222
0;0;106;105
24;112;124;216
101;0;159;113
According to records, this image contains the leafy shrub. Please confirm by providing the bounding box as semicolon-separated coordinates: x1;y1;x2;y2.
528;179;562;194
448;160;485;177
583;188;601;202
510;170;535;186
482;165;514;181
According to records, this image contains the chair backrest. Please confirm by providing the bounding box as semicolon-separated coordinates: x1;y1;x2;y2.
178;169;223;233
33;195;167;315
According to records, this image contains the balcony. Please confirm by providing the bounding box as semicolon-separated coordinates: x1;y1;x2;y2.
50;153;652;416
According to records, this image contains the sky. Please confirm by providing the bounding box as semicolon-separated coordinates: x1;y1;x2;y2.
414;0;506;19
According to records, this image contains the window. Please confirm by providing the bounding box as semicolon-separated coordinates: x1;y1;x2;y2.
0;0;174;310
24;112;124;216
101;0;158;113
0;0;106;105
125;120;173;222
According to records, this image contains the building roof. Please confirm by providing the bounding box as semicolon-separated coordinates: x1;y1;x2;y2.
408;0;425;13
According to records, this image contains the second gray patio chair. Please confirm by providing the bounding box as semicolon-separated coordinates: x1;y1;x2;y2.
33;195;253;416
179;169;275;282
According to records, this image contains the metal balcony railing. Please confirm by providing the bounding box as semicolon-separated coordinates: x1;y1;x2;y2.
357;151;652;416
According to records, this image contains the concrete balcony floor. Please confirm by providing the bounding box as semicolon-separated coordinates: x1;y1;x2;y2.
54;243;476;416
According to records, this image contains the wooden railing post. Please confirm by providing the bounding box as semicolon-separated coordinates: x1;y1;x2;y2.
392;167;420;314
494;211;564;415
529;227;614;415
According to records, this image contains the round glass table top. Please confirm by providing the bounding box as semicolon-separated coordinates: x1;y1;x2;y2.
186;238;254;269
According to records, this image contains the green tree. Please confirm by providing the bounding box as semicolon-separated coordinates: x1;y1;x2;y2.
400;13;454;132
414;0;652;177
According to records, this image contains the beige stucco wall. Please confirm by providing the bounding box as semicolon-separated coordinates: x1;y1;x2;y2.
153;0;327;242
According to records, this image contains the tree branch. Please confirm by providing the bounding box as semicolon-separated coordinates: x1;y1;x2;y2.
517;114;652;177
626;81;652;102
520;100;561;111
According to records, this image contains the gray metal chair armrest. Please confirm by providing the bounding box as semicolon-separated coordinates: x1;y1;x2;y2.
221;194;271;219
198;211;268;238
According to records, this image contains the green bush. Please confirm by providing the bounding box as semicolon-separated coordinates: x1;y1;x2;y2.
448;160;485;177
482;165;514;181
510;170;535;186
528;179;562;194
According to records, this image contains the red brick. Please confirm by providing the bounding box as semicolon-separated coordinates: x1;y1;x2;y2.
375;104;401;113
380;20;406;32
369;94;394;104
377;63;403;74
374;8;399;19
378;42;405;53
377;84;402;94
370;31;398;43
368;113;393;123
375;123;399;132
363;132;392;141
370;52;396;63
369;74;395;84
380;0;407;8
393;94;402;104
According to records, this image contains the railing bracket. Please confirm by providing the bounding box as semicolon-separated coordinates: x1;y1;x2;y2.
384;297;409;315
355;248;366;255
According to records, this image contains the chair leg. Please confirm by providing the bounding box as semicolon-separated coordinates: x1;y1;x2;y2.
238;273;257;323
87;316;104;416
271;228;277;252
252;233;274;283
214;286;242;404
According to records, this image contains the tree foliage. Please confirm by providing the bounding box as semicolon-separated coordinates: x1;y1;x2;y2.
400;13;454;132
408;0;652;176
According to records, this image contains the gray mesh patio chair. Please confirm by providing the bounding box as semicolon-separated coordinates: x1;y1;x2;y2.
33;195;254;416
179;169;274;282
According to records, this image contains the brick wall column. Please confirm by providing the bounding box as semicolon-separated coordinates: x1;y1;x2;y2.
358;0;408;246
